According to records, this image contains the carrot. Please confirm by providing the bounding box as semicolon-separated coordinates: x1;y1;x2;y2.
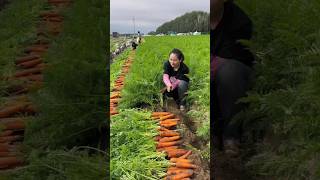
0;144;19;152
157;140;182;148
0;135;22;143
45;17;63;22
110;111;118;115
17;59;42;69
157;127;170;131
159;136;180;142
110;94;120;99
160;122;177;128
170;158;192;164
15;55;40;65
166;170;193;180
160;120;178;125
39;11;60;17
0;130;13;137
0;157;23;168
152;112;171;116
179;150;192;159
14;74;43;82
14;66;44;77
167;149;188;158
167;168;193;176
156;146;178;152
24;46;47;53
0;103;32;118
1;119;25;130
159;130;180;137
160;114;175;121
172;162;197;169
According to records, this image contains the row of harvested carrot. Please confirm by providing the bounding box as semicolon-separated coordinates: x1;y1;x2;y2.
152;112;197;180
110;53;134;116
0;0;71;169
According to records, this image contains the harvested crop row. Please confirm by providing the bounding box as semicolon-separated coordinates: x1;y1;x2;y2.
0;0;71;170
110;51;135;116
152;112;197;180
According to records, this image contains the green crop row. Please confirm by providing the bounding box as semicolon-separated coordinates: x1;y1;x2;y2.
1;0;108;179
0;0;46;99
110;109;168;179
119;36;210;140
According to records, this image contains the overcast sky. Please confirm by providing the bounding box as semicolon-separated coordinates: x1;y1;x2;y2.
110;0;209;34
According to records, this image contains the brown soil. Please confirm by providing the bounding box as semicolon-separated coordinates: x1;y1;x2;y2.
163;99;210;180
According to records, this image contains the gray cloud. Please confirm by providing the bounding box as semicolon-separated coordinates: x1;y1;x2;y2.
111;0;209;34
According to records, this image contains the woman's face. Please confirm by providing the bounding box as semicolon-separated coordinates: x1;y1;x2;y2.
169;53;181;68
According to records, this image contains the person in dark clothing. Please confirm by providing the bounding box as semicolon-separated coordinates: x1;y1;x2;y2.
211;0;254;156
137;31;142;44
131;40;138;50
163;48;189;111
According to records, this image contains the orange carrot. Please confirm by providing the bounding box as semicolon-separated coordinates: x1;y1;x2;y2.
157;127;170;131
160;120;178;125
17;59;42;69
24;46;47;53
1;118;25;130
15;55;40;65
159;136;180;142
157;140;182;148
167;168;193;175
173;162;197;169
166;170;193;180
0;103;32;118
110;111;118;115
0;130;13;137
179;150;192;159
0;135;22;143
156;146;178;152
39;11;61;17
160;122;177;128
0;157;23;168
160;114;175;121
170;158;192;164
167;149;188;158
152;112;171;117
14;66;44;77
159;131;180;137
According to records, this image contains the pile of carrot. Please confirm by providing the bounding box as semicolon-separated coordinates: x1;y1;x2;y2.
110;52;134;116
0;0;71;170
152;112;197;180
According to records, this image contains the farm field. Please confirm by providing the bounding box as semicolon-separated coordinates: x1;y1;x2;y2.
110;36;131;53
0;0;107;179
110;35;210;179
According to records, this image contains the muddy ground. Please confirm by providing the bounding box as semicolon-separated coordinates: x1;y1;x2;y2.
159;99;210;180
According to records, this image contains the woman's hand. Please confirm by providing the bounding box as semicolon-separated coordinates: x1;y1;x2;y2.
167;85;173;92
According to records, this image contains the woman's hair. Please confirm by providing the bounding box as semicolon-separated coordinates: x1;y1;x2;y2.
169;48;184;62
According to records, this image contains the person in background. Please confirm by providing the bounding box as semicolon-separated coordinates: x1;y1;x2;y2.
131;38;138;50
211;0;255;156
137;31;142;44
163;48;189;111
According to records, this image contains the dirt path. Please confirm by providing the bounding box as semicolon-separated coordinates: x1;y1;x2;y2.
161;99;210;180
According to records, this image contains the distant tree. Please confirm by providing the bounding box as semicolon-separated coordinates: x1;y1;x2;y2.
148;31;157;35
156;11;209;34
